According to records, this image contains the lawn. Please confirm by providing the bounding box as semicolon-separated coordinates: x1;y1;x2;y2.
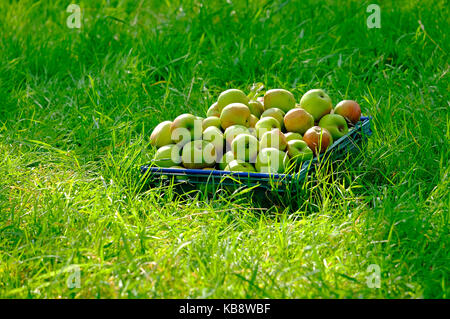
0;0;448;298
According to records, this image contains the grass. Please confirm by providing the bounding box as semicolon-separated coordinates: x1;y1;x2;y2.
0;0;448;298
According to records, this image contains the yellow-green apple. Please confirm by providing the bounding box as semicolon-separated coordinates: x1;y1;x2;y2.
261;108;285;130
207;102;221;117
225;159;256;173
287;140;313;164
224;124;249;147
255;147;289;173
299;89;332;121
202;116;221;130
318;114;349;140
217;89;249;111
181;140;216;169
203;126;224;161
248;100;264;117
284;108;314;134
255;117;281;139
248;114;259;128
170;113;202;145
218;150;235;170
231;133;259;162
150;121;173;148
303;126;333;155
220;103;251;129
260;129;288;151
334;100;361;124
264;89;296;112
154;144;182;167
285;132;303;141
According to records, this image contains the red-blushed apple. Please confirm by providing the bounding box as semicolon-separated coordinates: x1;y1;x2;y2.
154;144;182;167
261;108;285;130
255;147;289;173
150;121;173;148
263;89;296;113
218;150;235;170
225;159;256;173
259;129;288;151
287;140;313;165
220;103;251;129
202;116;221;130
255;117;281;139
217;89;249;111
283;108;314;134
207;102;221;118
334;100;361;124
181;140;216;169
248;100;264;118
299;89;332;121
170;113;202;146
231;133;259;162
303;126;333;155
318;114;349;140
285;132;303;141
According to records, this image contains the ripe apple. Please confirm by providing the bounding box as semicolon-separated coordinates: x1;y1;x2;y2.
285;132;303;141
263;89;296;113
225;159;256;173
283;108;314;134
259;129;288;151
150;121;173;148
231;133;259;162
248;100;264;118
248;114;259;128
299;89;332;121
261;108;285;130
203;126;224;161
287;140;313;164
181;140;216;169
220;103;251;129
255;147;289;174
154;144;182;167
303;126;333;155
207;102;221;118
217;89;249;111
318;114;349;140
171;113;202;145
202;116;221;130
334;100;361;124
224;124;249;147
218;150;235;170
255;117;281;139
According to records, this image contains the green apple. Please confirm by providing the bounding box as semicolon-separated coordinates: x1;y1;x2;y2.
154;144;182;167
224;124;249;147
225;159;256;173
334;100;361;124
207;102;221;118
181;140;216;169
248;114;259;128
261;108;285;130
318;114;349;140
259;129;288;151
263;89;296;113
248;100;264;118
255;117;281;139
287;140;313;164
170;113;202;145
255;147;289;174
285;132;303;141
218;150;235;170
203;126;224;160
220;103;251;129
217;89;249;111
231;133;259;162
303;126;333;155
299;89;332;121
150;121;173;148
202;116;221;130
283;108;314;134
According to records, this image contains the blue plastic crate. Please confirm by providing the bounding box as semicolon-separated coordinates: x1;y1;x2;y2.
141;116;372;192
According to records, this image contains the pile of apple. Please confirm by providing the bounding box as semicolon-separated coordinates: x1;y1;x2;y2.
150;88;361;174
